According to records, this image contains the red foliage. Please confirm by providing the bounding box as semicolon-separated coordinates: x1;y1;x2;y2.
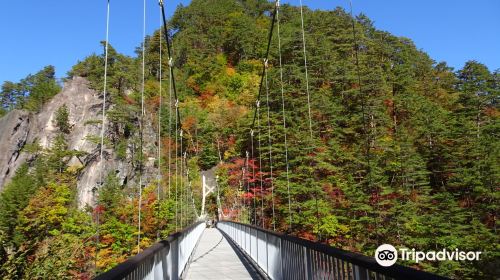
227;135;236;146
459;196;473;208
225;157;270;201
483;213;496;228
242;192;254;200
94;205;106;217
323;184;344;203
199;91;214;105
298;231;316;241
384;98;394;108
369;191;400;205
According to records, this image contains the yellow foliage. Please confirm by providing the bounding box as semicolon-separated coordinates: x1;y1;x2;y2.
226;67;236;76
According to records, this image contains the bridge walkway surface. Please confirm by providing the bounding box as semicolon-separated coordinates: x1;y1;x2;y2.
184;228;263;280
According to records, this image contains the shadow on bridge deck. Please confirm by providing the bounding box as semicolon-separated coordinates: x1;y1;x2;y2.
184;228;264;280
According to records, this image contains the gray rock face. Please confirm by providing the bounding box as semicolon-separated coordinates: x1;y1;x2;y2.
0;110;31;189
0;77;157;208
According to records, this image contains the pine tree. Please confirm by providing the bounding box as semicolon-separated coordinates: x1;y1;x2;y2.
54;104;70;134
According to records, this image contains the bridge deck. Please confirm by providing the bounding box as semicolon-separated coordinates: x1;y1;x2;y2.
184;228;262;280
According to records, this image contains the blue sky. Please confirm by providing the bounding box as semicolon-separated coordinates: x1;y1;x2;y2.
0;0;499;83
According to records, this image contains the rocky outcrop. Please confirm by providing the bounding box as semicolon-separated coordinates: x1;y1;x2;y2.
0;110;31;189
0;77;157;208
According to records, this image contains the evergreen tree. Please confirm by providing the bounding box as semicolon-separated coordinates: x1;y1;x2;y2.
54;104;71;134
0;164;39;246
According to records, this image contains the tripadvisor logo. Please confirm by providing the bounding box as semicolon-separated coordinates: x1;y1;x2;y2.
375;244;398;267
374;244;482;267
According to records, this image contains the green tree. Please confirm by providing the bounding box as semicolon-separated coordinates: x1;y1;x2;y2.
0;164;39;246
21;66;61;112
54;104;71;134
0;81;21;111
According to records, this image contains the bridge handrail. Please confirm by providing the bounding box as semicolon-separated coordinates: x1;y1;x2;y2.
94;221;205;280
218;221;449;280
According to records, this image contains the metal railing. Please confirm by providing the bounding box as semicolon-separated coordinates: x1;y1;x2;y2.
94;221;205;280
218;221;448;280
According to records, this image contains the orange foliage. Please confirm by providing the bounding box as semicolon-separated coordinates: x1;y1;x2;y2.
123;94;136;105
149;95;161;109
199;89;215;106
161;137;176;158
186;76;201;93
484;106;499;117
182;116;198;131
409;189;419;202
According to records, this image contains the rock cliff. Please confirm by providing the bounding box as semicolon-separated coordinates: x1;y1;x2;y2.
0;77;156;207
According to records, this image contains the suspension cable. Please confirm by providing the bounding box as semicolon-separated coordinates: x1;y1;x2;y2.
186;141;199;218
184;151;189;225
184;151;188;226
257;101;265;228
217;0;276;229
250;2;278;130
98;0;111;195
264;61;276;231
159;0;187;231
183;152;187;226
245;150;250;222
239;168;244;222
168;59;173;200
157;7;163;205
179;129;184;228
299;0;320;238
175;102;179;230
250;129;256;225
159;1;182;125
241;165;245;214
248;4;278;228
349;0;373;188
184;148;199;220
185;150;198;220
276;0;292;231
137;0;146;252
96;0;111;269
156;6;163;240
299;0;313;139
216;174;222;220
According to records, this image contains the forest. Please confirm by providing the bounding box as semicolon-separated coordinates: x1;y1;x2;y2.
0;0;498;279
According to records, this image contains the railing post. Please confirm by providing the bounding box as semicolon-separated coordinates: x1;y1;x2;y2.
303;247;312;280
256;227;259;269
353;265;369;280
279;238;284;280
265;232;269;274
249;225;251;257
239;224;241;246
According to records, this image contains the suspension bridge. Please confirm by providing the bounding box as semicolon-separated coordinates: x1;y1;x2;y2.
92;0;449;279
